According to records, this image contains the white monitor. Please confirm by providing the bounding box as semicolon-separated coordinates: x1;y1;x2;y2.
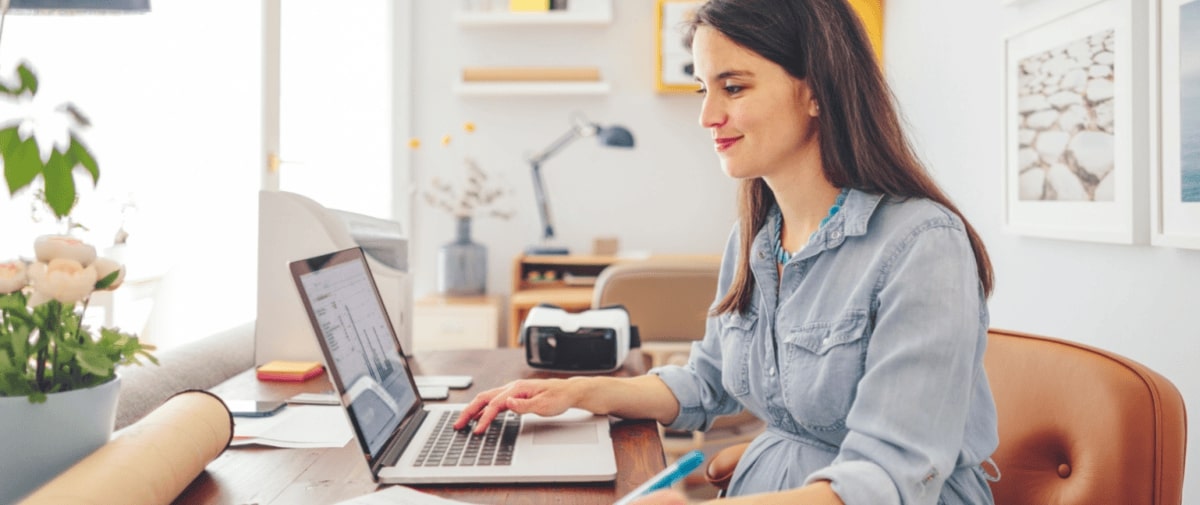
256;190;413;363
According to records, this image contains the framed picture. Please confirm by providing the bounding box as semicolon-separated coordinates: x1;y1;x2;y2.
848;0;885;64
1153;0;1200;248
1003;0;1146;243
656;0;703;93
654;0;884;92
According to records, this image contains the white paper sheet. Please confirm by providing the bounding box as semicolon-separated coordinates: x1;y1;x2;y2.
230;404;352;448
334;485;481;505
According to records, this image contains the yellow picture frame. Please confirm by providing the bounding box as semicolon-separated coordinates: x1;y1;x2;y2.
655;0;704;93
654;0;885;94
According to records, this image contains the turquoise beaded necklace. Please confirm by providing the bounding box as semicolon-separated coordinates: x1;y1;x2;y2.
774;188;849;264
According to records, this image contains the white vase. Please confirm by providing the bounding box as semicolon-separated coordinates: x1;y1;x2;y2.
0;376;121;505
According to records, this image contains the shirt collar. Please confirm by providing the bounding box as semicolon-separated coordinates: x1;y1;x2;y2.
760;189;885;263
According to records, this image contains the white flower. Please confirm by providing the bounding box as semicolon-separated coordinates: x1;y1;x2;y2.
91;257;125;291
34;235;97;266
0;260;27;294
27;258;96;305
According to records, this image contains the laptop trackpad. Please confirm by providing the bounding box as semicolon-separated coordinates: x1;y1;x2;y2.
532;423;598;445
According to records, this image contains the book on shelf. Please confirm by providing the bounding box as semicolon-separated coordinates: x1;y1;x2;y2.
461;66;601;82
256;360;325;382
508;0;549;12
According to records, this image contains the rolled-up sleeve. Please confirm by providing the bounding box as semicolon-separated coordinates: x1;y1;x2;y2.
805;219;986;505
649;226;744;432
650;316;743;431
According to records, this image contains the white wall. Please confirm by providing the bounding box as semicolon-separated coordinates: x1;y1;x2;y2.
887;0;1198;500
411;0;1195;498
408;1;737;300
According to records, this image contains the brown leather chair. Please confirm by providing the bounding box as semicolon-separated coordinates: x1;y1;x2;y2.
592;257;765;465
704;328;1188;504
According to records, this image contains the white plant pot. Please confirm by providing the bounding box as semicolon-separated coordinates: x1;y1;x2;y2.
0;376;121;505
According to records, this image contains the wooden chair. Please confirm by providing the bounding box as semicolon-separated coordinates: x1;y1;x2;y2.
704;328;1188;504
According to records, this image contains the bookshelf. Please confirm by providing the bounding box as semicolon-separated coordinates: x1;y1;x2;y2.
455;0;613;97
454;81;611;96
508;254;622;347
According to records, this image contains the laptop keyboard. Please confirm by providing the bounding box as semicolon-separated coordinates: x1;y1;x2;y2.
413;411;521;467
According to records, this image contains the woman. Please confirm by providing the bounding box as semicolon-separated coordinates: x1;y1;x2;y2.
454;0;999;503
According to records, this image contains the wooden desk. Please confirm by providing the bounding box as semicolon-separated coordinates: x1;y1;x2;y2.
175;348;664;505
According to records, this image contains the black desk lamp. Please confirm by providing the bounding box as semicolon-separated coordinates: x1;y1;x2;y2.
525;113;635;255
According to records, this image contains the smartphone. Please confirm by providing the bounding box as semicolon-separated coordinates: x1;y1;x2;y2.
413;375;473;389
227;400;287;417
417;385;450;401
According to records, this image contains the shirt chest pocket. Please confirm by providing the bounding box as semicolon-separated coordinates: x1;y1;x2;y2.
779;311;870;431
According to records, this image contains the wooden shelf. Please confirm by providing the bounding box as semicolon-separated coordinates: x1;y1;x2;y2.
454;81;611;96
455;3;612;26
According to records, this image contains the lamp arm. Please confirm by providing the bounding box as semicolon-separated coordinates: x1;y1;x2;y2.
530;161;555;241
527;124;586;165
527;124;589;243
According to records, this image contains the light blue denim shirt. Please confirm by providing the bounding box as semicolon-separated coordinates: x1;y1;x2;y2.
652;189;999;505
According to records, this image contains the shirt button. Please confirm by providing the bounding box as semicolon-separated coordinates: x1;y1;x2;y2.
757;249;767;260
831;230;843;240
769;367;776;376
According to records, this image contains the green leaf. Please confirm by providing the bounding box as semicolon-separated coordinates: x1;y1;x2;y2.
0;350;13;373
137;349;159;366
9;325;29;370
1;126;43;195
68;135;99;185
99;327;122;346
75;348;113;377
0;292;25;311
42;149;76;218
95;270;120;290
16;62;38;96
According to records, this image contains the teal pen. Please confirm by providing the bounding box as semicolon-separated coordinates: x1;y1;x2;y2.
613;450;705;505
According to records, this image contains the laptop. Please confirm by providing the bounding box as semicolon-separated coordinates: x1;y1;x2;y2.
289;247;617;484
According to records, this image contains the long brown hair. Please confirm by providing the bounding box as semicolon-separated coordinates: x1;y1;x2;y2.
687;0;994;315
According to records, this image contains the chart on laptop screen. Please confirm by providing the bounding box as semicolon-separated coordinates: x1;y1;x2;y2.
298;258;418;454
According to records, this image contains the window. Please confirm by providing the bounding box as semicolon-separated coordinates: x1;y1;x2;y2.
0;1;262;346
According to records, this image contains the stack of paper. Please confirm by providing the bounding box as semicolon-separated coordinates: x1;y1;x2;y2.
231;405;352;448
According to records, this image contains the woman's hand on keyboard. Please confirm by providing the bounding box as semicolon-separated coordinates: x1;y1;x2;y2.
453;378;585;435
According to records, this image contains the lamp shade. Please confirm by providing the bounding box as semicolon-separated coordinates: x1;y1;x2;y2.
597;125;634;148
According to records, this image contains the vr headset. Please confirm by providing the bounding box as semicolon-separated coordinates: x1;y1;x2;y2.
522;304;641;373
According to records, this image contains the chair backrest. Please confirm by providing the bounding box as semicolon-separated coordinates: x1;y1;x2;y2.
591;257;721;343
984;329;1187;505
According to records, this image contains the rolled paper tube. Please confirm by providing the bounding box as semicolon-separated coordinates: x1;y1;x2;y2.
20;390;233;505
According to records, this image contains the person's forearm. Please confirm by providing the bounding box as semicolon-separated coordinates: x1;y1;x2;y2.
714;481;844;505
569;375;680;425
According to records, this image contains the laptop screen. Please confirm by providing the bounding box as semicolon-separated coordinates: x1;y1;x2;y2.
292;248;420;458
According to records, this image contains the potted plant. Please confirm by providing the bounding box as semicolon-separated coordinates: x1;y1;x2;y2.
0;61;157;504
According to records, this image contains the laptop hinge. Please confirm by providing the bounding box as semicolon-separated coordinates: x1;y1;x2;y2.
375;408;427;473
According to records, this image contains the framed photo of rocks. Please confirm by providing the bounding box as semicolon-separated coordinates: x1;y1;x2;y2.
1153;0;1200;248
1004;0;1145;243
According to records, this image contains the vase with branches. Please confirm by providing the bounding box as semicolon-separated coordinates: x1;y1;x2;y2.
410;121;514;295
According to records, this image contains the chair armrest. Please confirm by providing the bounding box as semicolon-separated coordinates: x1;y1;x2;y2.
705;442;751;494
